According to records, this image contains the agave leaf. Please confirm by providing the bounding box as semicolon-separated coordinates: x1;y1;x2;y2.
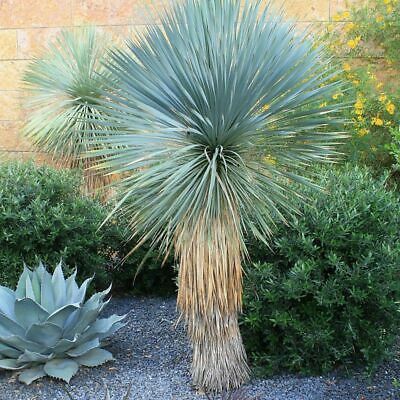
44;359;79;383
0;342;22;358
75;276;94;304
66;305;101;336
51;336;79;354
26;322;63;348
66;269;79;302
14;298;49;329
85;285;112;309
46;304;80;328
81;315;127;342
30;268;42;303
15;266;32;299
76;348;113;367
0;335;44;354
66;338;100;357
0;312;26;337
0;286;16;318
18;365;46;385
18;349;54;363
40;267;56;312
0;359;27;370
52;262;66;307
25;275;36;301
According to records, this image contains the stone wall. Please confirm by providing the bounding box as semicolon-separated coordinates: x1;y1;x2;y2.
0;0;351;159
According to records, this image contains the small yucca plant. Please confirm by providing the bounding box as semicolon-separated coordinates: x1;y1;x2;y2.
0;262;126;384
23;28;113;194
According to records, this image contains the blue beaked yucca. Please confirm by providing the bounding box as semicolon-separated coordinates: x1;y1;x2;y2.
89;0;346;391
23;28;113;194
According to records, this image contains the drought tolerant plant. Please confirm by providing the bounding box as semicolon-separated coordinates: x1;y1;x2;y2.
23;28;112;193
0;161;126;290
242;165;400;376
90;0;345;391
0;262;126;384
323;0;399;170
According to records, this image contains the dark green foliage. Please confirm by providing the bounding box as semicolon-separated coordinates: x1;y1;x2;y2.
241;165;400;376
0;161;176;296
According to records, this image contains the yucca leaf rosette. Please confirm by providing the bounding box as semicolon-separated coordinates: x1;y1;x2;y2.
0;262;126;384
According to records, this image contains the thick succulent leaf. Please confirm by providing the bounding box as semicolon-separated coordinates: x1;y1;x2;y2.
26;322;63;348
66;338;100;357
0;342;22;358
18;365;46;385
80;314;127;341
0;359;27;370
40;267;55;312
46;304;80;328
18;350;54;363
66;305;101;336
76;348;113;367
75;276;94;304
66;270;80;302
52;262;67;308
24;276;36;301
0;312;26;337
14;298;49;329
51;336;78;354
44;359;79;383
84;285;112;309
0;286;15;318
98;322;126;341
30;268;42;303
15;266;32;299
1;336;44;353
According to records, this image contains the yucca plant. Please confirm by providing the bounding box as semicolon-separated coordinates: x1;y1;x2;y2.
88;0;346;392
23;28;112;194
0;262;126;384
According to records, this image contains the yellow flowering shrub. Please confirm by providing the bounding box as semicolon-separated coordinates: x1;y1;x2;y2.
322;0;400;170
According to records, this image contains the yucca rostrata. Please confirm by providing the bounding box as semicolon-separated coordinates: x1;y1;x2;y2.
23;28;113;194
89;0;345;391
0;262;126;384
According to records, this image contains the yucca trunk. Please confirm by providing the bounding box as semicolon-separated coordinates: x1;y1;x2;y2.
176;213;249;391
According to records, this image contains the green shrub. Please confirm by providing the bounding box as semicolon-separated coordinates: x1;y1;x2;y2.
242;165;400;376
0;161;123;289
0;161;176;296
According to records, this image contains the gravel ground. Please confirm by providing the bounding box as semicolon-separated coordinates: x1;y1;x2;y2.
0;297;399;400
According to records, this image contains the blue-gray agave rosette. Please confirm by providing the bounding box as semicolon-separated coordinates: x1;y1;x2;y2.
0;262;126;384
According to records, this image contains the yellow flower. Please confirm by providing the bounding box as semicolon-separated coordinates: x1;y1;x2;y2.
352;80;360;86
345;22;355;32
327;24;335;32
379;93;387;102
357;115;365;122
342;10;351;19
343;62;351;72
386;103;396;115
358;128;369;137
319;102;327;108
332;13;342;22
376;82;384;90
264;155;277;165
376;14;384;22
332;92;343;100
262;104;271;112
387;5;393;13
384;0;391;4
355;99;364;109
347;36;361;49
371;117;384;126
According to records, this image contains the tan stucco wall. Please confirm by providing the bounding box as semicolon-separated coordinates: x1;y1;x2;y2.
0;0;351;160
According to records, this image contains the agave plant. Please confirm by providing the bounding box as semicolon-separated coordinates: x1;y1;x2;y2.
88;0;346;392
23;28;112;194
0;262;126;384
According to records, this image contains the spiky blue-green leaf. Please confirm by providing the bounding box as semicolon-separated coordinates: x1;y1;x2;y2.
18;366;46;385
44;359;79;383
76;348;114;367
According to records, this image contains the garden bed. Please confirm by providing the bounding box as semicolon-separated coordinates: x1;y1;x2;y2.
0;298;398;400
